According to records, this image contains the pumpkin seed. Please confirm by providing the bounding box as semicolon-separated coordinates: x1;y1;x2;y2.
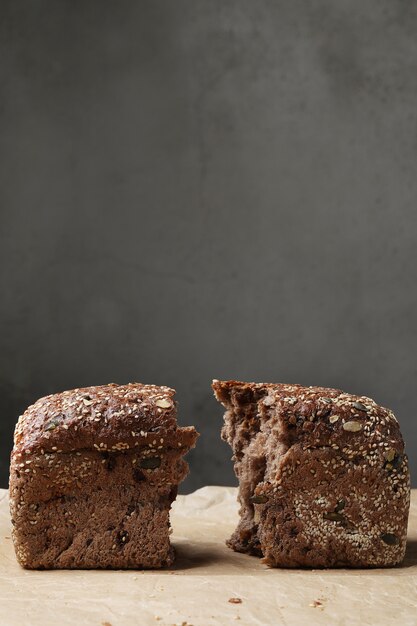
250;495;269;504
343;420;362;432
384;449;396;462
139;456;161;469
380;533;399;546
155;398;172;409
352;401;368;412
384;452;403;472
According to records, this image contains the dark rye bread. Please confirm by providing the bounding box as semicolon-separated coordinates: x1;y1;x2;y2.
10;383;198;569
213;379;410;568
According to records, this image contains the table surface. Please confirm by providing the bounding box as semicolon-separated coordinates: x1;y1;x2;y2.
1;487;416;626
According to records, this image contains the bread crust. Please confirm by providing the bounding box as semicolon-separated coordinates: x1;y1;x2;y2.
13;382;195;455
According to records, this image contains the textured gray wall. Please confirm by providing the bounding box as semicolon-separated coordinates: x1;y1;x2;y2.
1;1;416;491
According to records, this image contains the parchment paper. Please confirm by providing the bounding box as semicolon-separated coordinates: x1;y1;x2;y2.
0;487;416;626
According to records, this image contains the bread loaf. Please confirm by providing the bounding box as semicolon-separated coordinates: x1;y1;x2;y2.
10;382;198;569
213;379;410;567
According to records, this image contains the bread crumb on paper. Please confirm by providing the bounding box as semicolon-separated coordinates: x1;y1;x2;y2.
309;597;326;609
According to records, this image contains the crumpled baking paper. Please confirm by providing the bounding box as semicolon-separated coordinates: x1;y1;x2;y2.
0;487;416;626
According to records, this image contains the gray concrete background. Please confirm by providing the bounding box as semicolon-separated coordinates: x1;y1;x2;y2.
1;1;416;491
